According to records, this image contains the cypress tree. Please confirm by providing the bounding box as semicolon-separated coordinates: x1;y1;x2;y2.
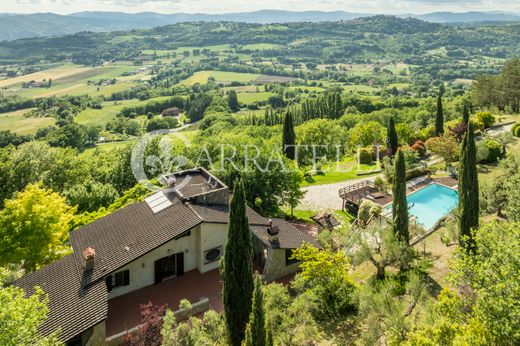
222;179;254;346
265;319;273;346
392;150;409;243
435;91;444;135
387;116;399;156
462;102;470;125
228;90;240;112
458;122;479;252
282;110;296;160
242;274;267;346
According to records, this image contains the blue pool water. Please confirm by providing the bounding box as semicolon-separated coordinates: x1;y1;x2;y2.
384;183;459;229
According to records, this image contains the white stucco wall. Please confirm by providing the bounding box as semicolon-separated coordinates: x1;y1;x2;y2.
107;225;201;299
199;222;228;273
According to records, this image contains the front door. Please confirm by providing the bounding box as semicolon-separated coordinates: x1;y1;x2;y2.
154;252;184;284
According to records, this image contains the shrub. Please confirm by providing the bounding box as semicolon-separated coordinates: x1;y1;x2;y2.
374;176;387;192
512;123;520;137
358;147;373;165
358;199;382;226
411;140;426;156
406;167;430;181
484;139;502;163
475;111;496;129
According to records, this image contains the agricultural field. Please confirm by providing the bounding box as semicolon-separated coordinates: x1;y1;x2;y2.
237;92;275;104
0;109;54;134
180;70;261;85
0;63;146;99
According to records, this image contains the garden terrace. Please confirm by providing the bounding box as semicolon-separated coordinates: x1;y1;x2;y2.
339;180;392;210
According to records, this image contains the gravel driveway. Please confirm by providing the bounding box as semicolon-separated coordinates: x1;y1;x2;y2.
298;176;378;211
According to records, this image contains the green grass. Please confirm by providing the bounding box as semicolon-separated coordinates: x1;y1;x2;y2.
343;84;379;93
77;96;172;127
82;140;132;157
0;109;54;134
2;63;144;99
301;157;380;187
180;70;260;86
237;92;275;104
288;86;325;92
241;43;283;50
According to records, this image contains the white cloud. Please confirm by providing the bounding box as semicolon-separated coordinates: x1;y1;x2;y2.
4;0;520;14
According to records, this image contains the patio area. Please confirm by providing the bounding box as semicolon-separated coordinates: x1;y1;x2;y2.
106;269;223;337
105;266;299;338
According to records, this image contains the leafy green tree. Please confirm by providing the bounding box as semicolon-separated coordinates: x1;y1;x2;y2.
348;120;386;147
228;90;240;112
435;91;444;135
458;123;479;251
474;111;496;130
282;110;296;160
0;284;61;346
0;183;75;272
392;150;409;243
425;134;459;168
222;179;254;346
358;272;429;345
243;274;267;346
262;283;322;345
406;222;520;345
348;223;416;280
297;118;347;165
291;244;357;319
110;144;138;193
64;180;119;212
387;116;399;156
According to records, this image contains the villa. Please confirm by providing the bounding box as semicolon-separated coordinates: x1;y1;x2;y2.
14;168;318;346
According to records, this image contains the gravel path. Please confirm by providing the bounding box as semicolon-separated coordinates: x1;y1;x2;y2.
298;176;378;211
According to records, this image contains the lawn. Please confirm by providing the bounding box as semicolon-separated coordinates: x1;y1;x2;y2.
301;157;380;187
0;109;54;134
180;70;260;86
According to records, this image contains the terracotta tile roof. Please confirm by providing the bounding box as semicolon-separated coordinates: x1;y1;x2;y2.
251;219;319;249
70;197;203;287
188;203;270;226
14;254;107;343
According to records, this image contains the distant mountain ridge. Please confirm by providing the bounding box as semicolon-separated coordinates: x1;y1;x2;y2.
1;10;520;41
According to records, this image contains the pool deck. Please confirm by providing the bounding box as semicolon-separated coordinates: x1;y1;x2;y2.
378;177;458;207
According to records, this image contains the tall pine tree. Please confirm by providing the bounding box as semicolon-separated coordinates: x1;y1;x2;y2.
435;89;444;135
458;122;479;252
387;116;399;156
392;150;409;244
282;111;296;160
222;179;254;346
228;90;240;113
242;274;267;346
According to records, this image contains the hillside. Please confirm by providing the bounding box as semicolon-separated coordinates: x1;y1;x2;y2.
1;10;520;41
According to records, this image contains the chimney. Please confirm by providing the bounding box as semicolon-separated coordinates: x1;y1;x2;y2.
162;175;176;188
83;247;96;271
267;220;280;245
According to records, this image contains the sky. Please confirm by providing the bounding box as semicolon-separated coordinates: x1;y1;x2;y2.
2;0;520;15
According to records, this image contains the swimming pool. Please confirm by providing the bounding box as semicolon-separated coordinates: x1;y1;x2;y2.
384;183;459;229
